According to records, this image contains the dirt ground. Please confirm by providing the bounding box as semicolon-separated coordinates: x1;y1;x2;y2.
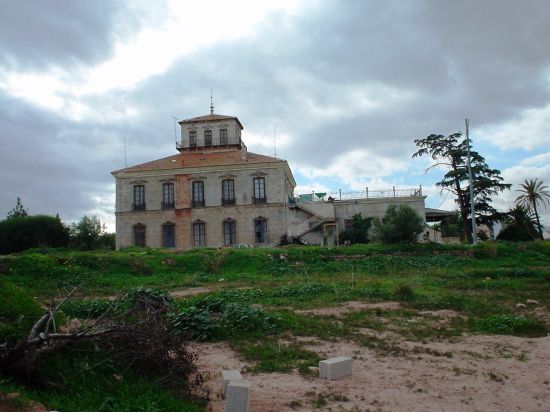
196;302;550;412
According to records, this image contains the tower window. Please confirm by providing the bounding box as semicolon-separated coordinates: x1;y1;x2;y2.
219;129;228;145
189;131;197;148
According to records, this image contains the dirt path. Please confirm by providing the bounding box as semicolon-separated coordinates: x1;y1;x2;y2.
196;334;550;411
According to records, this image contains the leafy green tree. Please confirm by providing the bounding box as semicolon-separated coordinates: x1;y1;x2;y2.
70;215;106;250
371;204;425;244
340;213;373;244
6;197;28;220
497;205;538;241
413;133;510;242
0;215;69;254
515;178;550;240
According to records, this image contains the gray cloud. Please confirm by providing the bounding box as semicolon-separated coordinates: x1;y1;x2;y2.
0;0;167;70
1;0;550;227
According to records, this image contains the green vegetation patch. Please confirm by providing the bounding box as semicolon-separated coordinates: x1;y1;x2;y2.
473;315;547;337
0;277;43;342
235;339;321;373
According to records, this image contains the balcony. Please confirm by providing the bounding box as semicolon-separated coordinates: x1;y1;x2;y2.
222;198;236;206
253;197;267;204
161;201;174;210
192;199;205;208
133;203;146;212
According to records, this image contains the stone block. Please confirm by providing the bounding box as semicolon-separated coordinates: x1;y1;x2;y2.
225;379;250;412
319;356;352;380
221;370;242;395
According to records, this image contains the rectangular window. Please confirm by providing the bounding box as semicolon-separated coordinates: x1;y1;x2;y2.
133;185;145;211
193;222;206;247
222;179;235;205
204;130;212;146
253;177;266;203
344;219;353;230
219;129;228;145
223;220;236;246
134;225;145;247
189;131;197;148
254;219;267;244
162;224;175;248
162;183;174;209
192;181;205;207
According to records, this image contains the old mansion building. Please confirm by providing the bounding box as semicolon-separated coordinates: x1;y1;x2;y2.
112;110;427;249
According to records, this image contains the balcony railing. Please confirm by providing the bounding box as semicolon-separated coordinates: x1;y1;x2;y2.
192;199;205;208
161;201;174;210
133;203;146;212
253;197;267;204
222;198;236;206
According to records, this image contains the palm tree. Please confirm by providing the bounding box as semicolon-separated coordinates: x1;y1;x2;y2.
497;205;537;241
515;178;550;240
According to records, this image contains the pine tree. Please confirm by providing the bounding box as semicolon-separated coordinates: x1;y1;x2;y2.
6;197;28;219
413;133;510;242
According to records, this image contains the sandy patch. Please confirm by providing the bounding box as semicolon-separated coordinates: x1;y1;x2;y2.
296;301;402;317
197;334;550;412
170;286;218;298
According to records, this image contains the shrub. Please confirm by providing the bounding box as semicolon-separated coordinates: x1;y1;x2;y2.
473;315;547;337
370;204;425;243
340;213;373;244
172;299;281;341
0;278;43;342
0;215;70;254
392;284;415;301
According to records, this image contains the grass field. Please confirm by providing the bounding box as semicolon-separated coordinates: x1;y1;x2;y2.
1;241;549;410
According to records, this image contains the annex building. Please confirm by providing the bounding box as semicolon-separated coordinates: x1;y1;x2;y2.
112;109;427;249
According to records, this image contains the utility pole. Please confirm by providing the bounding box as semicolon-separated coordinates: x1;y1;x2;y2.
465;118;477;244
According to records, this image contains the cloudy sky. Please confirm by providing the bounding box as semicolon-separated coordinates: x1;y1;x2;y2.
1;0;549;232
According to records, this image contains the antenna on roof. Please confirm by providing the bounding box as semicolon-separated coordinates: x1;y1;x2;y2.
210;89;214;114
273;123;277;158
171;115;178;146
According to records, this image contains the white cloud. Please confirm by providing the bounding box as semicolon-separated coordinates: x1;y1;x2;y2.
478;104;550;150
296;148;408;190
0;0;309;118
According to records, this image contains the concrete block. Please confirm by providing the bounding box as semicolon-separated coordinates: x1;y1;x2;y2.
221;370;242;395
319;356;352;380
225;379;250;412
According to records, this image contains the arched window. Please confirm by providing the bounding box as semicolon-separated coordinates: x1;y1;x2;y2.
223;218;236;246
133;224;146;247
162;222;175;248
193;220;206;247
254;217;267;244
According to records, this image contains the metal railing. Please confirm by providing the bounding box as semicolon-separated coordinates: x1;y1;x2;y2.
133;203;146;211
253;197;267;204
222;198;236;206
192;200;205;208
161;201;174;210
294;186;423;203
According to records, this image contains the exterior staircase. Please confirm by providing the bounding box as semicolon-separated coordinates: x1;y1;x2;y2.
289;202;336;241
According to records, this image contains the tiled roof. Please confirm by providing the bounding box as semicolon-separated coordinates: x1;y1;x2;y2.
178;113;243;129
112;149;284;174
